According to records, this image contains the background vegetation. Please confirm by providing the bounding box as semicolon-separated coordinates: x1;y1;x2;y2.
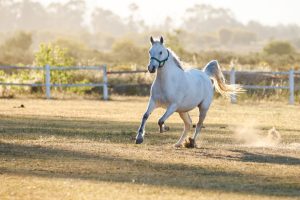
0;0;299;98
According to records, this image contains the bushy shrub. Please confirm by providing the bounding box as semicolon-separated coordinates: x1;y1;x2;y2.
0;31;33;65
263;40;295;55
111;39;148;66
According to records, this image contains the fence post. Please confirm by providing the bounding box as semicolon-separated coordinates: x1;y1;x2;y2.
45;64;51;99
230;67;237;103
102;65;109;100
289;69;294;105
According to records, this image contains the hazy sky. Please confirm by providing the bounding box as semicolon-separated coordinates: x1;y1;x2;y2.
38;0;300;26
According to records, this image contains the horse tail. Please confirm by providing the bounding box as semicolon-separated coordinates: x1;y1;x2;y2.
203;60;244;97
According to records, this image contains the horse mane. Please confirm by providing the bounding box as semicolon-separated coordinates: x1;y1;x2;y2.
168;48;184;71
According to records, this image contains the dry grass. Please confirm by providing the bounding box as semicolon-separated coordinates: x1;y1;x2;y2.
0;96;299;200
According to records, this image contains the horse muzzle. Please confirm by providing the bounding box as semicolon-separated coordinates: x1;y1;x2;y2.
148;65;156;73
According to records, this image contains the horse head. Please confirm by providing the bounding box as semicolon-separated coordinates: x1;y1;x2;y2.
148;36;169;73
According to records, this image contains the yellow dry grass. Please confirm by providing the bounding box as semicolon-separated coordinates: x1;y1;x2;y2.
0;96;299;200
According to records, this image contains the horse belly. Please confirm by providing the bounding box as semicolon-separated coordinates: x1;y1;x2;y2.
176;95;203;112
176;74;213;112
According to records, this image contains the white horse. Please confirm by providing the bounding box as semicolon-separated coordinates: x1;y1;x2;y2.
136;36;241;148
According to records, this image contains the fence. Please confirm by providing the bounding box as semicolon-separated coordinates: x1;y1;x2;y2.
0;65;108;100
108;68;300;105
0;66;299;104
227;68;300;104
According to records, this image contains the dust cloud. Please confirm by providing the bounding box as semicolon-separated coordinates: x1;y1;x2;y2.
233;119;281;147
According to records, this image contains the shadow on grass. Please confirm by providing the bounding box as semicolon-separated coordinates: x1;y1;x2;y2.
0;115;232;145
0;141;299;197
0;115;235;143
231;149;300;165
1;115;300;197
195;147;300;166
0;116;178;144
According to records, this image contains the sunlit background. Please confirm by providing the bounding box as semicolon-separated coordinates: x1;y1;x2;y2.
37;0;300;27
1;0;300;98
1;0;300;66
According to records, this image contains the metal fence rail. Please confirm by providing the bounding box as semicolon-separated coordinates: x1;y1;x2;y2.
0;65;108;100
108;68;299;105
228;68;299;104
0;66;299;104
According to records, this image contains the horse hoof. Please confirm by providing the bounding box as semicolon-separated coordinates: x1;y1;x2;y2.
159;125;169;133
184;137;196;148
164;126;170;132
174;143;183;148
135;137;144;144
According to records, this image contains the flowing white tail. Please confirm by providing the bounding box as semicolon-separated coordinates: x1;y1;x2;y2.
203;60;244;97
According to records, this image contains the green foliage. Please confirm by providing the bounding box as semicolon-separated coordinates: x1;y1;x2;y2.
34;43;75;67
34;43;74;84
1;29;300;97
263;41;295;55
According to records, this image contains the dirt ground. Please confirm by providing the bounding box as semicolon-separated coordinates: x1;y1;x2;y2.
0;97;299;200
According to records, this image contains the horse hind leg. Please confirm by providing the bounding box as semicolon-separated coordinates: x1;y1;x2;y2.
174;112;192;148
185;106;208;148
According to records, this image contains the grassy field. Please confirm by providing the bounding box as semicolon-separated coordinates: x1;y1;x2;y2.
0;96;299;200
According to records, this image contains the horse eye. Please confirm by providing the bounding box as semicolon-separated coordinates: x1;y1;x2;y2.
159;51;162;55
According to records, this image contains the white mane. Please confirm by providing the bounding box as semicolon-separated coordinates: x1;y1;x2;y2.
168;48;184;70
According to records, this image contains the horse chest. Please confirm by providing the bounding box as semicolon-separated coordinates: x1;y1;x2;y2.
151;80;182;106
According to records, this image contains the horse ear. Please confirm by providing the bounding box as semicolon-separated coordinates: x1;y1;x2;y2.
160;36;164;44
150;36;154;44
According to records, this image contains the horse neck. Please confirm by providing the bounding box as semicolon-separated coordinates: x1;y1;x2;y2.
155;54;183;83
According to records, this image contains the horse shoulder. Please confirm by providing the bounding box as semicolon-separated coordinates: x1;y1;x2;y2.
150;80;165;102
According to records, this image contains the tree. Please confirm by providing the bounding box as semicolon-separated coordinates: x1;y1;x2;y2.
14;0;48;31
0;0;18;31
263;41;295;55
0;31;33;65
111;39;147;65
47;0;86;32
127;3;139;32
218;28;233;44
34;43;76;85
34;43;75;67
92;8;128;36
182;4;241;34
232;30;257;45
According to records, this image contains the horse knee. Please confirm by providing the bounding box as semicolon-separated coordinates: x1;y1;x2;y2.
158;119;164;126
143;113;149;120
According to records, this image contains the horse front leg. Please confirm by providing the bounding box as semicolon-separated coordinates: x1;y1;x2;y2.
135;98;156;144
158;104;178;133
185;107;208;148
